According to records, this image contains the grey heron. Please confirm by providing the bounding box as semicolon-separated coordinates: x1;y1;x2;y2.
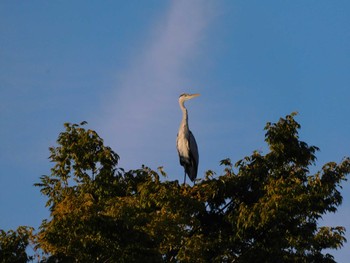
176;93;200;185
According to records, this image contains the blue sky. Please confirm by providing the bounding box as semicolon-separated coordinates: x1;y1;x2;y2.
1;1;350;261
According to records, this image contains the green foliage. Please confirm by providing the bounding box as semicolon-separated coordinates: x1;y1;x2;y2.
35;122;120;211
0;226;34;263
3;114;350;262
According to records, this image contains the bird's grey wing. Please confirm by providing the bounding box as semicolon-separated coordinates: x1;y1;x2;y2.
188;130;199;181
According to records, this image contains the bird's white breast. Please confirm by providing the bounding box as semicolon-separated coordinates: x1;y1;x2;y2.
177;131;190;159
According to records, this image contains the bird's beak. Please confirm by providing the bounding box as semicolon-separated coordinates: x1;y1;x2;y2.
189;93;200;99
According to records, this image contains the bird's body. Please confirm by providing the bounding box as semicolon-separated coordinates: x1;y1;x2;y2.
176;93;200;184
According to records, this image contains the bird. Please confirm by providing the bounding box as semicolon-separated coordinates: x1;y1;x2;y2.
176;93;200;185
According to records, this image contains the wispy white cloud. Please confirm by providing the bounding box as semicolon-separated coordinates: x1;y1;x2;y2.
97;0;215;176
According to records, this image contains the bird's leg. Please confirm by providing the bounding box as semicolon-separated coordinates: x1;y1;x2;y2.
183;171;186;186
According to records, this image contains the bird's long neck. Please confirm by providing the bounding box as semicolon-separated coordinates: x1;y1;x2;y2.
179;100;189;131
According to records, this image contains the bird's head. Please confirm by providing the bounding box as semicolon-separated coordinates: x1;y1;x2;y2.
179;93;200;103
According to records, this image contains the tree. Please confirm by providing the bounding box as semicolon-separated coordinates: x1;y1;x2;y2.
0;226;34;263
6;113;350;262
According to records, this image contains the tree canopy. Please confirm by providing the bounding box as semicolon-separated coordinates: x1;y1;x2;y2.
1;113;349;262
0;227;34;263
